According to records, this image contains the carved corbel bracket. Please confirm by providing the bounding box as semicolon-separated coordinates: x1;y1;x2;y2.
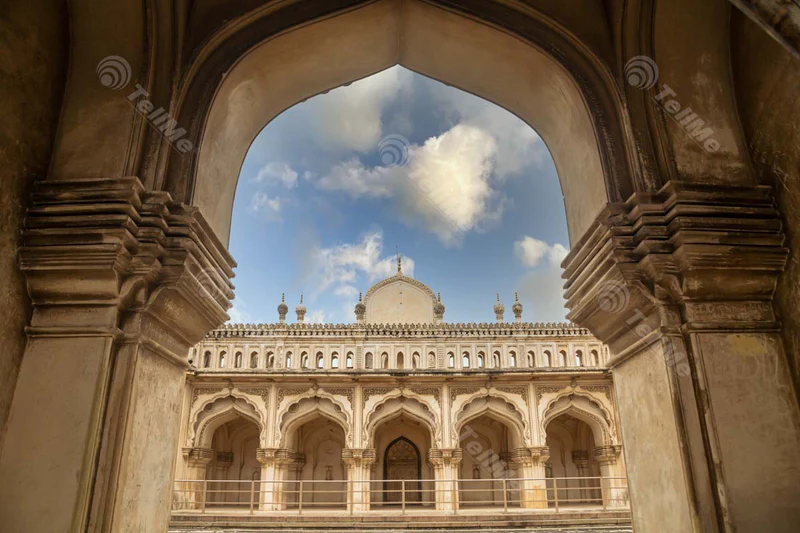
19;177;236;352
563;182;788;348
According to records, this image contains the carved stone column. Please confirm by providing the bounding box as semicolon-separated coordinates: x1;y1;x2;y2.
257;448;303;510
571;450;590;503
593;445;625;508
0;178;235;533
508;446;550;509
179;447;213;510
564;183;800;532
428;448;462;511
342;448;376;511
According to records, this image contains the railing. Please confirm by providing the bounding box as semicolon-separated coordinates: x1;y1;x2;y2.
171;476;629;514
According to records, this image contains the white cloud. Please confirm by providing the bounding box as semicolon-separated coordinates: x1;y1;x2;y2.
227;298;253;324
306;230;415;299
514;236;567;268
306;310;326;324
429;82;548;178
254;161;298;188
513;237;570;321
307;67;405;154
315;124;503;246
251;192;282;219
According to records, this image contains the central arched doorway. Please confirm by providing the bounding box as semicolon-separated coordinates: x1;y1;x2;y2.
383;437;422;504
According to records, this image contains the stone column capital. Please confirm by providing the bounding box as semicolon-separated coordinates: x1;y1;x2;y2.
342;448;376;466
428;448;463;466
182;447;214;468
507;446;550;466
593;445;622;466
571;449;590;468
256;448;303;467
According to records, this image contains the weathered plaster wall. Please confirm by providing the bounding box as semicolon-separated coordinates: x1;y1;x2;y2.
731;9;800;393
0;0;67;451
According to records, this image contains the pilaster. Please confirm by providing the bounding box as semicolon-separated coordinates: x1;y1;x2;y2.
0;178;235;533
428;448;462;511
564;182;800;532
342;448;376;511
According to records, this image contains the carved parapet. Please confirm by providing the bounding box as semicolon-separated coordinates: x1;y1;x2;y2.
182;447;214;468
342;448;376;467
593;445;622;466
256;448;304;467
19;177;236;349
428;448;463;466
563;182;788;349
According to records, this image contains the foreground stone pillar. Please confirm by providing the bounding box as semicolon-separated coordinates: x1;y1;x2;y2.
593;445;625;508
257;448;302;510
0;178;235;533
428;448;462;511
343;448;376;512
564;183;800;533
179;447;213;510
508;447;549;509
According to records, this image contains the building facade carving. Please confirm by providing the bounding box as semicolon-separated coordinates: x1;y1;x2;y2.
173;270;627;513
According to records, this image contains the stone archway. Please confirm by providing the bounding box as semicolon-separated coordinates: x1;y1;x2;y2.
383;437;422;504
3;2;800;533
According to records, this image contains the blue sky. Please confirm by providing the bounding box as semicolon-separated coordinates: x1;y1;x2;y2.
227;67;570;325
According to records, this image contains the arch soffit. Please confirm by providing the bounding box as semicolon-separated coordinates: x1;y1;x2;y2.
541;391;615;446
453;392;528;446
194;397;264;448
164;0;636;246
365;396;439;447
276;392;352;446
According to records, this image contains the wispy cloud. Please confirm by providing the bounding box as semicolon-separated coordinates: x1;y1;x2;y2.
254;161;298;188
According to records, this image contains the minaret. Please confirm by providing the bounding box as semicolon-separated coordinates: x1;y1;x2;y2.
277;293;288;324
434;292;445;324
295;294;307;323
493;293;505;323
355;292;366;323
512;292;523;324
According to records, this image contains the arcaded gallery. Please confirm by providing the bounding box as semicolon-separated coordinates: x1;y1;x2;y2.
2;1;800;533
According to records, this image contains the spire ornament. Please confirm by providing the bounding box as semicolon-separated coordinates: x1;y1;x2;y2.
277;293;288;324
434;291;445;323
493;293;505;323
295;294;307;323
355;291;366;322
512;291;523;323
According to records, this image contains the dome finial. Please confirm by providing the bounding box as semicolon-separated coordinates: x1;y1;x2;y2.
359;291;363;302
512;291;523;323
493;293;505;323
295;294;307;323
277;292;288;324
397;253;402;273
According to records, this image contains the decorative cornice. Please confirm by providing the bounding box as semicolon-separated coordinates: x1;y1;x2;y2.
563;182;788;347
19;177;236;348
204;321;590;339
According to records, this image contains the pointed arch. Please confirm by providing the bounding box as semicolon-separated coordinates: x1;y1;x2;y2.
541;393;616;447
453;395;527;448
